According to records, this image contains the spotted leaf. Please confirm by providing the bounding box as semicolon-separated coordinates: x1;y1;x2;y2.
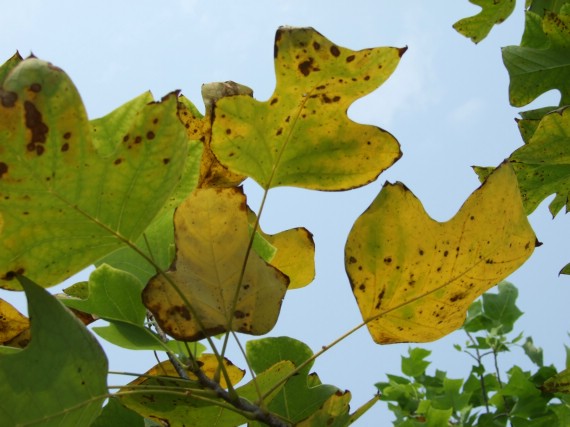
143;187;289;341
345;163;536;344
453;0;516;44
211;26;403;190
0;56;191;289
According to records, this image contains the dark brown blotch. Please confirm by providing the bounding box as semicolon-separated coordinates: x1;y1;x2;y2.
346;55;355;63
2;268;25;281
313;41;321;50
61;143;69;152
330;45;340;57
146;131;155;140
167;305;191;321
29;83;42;93
0;162;8;178
24;101;48;149
0;90;17;108
298;58;314;77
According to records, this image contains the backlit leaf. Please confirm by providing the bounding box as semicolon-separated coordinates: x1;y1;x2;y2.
143;187;289;341
497;107;570;216
502;9;570;107
0;298;28;343
0;276;107;426
0;56;190;289
119;359;295;427
453;0;516;43
248;209;315;289
92;398;145;427
345;163;536;344
129;354;245;389
543;368;570;393
211;26;403;190
296;391;352;427
246;336;339;424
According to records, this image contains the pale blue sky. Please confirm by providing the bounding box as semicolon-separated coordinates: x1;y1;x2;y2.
2;1;570;425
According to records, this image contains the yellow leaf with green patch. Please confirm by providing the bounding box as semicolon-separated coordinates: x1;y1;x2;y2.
345;163;536;344
0;299;29;343
453;0;516;44
143;187;289;341
0;56;191;289
211;26;403;190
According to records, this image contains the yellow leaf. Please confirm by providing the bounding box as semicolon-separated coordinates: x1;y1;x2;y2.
345;163;536;344
0;299;29;343
143;187;289;341
130;354;245;389
211;27;404;190
248;209;315;289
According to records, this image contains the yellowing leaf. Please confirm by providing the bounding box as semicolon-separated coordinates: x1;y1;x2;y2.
178;89;248;189
211;27;403;190
130;354;245;389
542;368;570;394
0;299;29;343
453;0;516;44
248;209;315;289
345;164;536;344
0;57;190;289
143;187;289;341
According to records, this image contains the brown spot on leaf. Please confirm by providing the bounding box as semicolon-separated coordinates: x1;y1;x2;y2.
364;75;370;81
162;158;170;165
123;134;130;142
270;98;278;106
313;41;321;50
153;118;159;124
24;101;48;152
167;305;191;321
61;143;69;152
450;293;465;302
226;128;232;135
29;83;42;93
276;128;283;136
346;55;355;63
384;256;392;264
0;162;7;178
359;284;365;291
114;158;123;165
330;45;340;57
375;289;385;309
298;58;314;76
146;131;155;140
63;132;71;140
348;256;357;264
2;268;25;281
0;90;17;107
134;136;142;144
234;310;247;319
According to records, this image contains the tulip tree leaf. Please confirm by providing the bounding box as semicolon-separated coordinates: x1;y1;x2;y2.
0;56;190;290
211;26;403;191
92;398;145;427
0;276;108;426
295;391;353;427
143;187;289;341
246;336;339;424
542;368;570;393
453;0;516;44
248;209;315;289
0;298;29;343
119;359;295;427
345;163;536;344
502;9;570;107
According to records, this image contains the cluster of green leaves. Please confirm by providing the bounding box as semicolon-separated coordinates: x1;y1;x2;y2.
0;1;568;425
377;282;570;426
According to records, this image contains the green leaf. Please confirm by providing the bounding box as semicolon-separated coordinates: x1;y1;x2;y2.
529;0;570;16
345;163;536;344
92;398;145;427
62;264;145;324
523;337;544;366
502;9;570;107
401;348;431;378
0;57;191;289
505;107;570;216
480;282;523;334
0;276;108;426
119;360;295;427
296;391;356;427
211;27;403;191
453;0;516;44
542;367;570;393
246;336;339;424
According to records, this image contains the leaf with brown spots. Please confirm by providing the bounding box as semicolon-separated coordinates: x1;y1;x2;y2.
210;26;403;190
0;299;29;344
143;187;289;341
0;57;194;289
345;163;536;344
